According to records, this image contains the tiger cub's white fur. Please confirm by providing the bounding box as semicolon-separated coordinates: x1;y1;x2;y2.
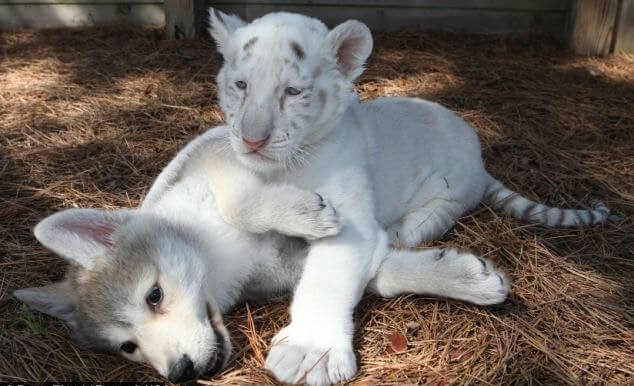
207;9;610;386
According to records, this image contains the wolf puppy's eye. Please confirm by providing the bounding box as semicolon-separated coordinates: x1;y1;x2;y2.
120;341;137;354
146;284;163;309
285;87;301;96
235;80;247;90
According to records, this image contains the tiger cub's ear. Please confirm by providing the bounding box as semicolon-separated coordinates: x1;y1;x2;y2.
322;20;373;81
208;8;247;59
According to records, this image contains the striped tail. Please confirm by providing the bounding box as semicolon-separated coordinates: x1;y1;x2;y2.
484;176;610;227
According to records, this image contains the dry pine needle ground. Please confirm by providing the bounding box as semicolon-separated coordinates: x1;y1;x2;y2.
0;27;632;385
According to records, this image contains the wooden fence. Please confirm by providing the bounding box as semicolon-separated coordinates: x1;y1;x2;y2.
2;0;632;55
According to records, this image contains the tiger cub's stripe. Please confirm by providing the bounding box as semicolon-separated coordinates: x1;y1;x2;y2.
484;178;610;227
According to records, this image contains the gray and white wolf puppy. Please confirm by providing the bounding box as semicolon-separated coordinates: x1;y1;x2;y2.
14;126;511;383
205;9;611;385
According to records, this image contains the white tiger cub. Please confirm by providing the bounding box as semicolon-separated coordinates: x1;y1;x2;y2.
207;9;610;386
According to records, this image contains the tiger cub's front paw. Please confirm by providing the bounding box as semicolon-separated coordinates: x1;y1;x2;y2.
288;192;342;241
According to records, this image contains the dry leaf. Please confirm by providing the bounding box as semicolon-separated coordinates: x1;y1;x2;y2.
386;330;408;354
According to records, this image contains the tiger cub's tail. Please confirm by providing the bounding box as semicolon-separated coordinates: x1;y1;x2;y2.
483;175;610;227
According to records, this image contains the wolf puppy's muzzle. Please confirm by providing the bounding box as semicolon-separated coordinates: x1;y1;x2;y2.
165;303;227;383
168;354;196;383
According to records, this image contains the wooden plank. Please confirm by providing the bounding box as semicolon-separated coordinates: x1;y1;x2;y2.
567;0;620;56
165;0;194;38
0;0;570;35
211;4;566;35
615;0;634;53
1;0;161;4
164;0;205;38
0;3;164;30
210;0;569;12
0;0;567;11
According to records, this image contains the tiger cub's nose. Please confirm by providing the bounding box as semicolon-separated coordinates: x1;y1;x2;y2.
242;136;269;151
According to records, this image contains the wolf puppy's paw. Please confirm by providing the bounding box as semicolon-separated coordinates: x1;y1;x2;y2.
439;249;510;305
265;324;356;386
287;192;342;241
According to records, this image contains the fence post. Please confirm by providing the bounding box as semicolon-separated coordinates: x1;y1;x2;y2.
614;0;634;53
567;0;627;56
164;0;206;39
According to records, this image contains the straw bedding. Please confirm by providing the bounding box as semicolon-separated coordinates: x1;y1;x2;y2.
0;27;632;385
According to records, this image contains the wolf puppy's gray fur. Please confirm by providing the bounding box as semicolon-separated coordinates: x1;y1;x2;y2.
14;125;510;383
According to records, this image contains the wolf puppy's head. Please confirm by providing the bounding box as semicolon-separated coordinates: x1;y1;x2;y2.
14;209;232;383
208;9;373;172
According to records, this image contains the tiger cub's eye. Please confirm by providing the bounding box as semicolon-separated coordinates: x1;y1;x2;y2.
285;87;301;96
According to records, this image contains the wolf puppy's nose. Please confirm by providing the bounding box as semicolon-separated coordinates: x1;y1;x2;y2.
168;354;196;383
242;136;269;151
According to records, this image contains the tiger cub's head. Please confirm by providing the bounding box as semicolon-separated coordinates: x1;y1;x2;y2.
208;9;372;172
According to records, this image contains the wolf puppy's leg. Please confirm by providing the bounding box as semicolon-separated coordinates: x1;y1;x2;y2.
265;170;385;386
369;248;510;305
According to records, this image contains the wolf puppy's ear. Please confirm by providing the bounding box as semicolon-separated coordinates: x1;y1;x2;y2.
14;281;78;326
208;7;246;58
34;208;133;271
323;20;373;81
